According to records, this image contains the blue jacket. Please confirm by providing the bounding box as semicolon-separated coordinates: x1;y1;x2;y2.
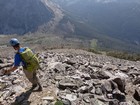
14;48;26;67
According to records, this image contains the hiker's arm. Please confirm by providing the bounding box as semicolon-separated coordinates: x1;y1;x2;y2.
4;66;18;74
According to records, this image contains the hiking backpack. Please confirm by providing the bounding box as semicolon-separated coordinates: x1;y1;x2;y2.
19;47;39;72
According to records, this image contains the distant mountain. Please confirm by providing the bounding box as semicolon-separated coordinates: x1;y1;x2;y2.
52;0;140;53
52;0;140;42
0;0;140;53
0;0;53;34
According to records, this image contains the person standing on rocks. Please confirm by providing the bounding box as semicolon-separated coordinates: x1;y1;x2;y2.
4;38;42;91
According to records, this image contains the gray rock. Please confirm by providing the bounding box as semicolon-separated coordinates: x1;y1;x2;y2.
12;79;22;84
95;87;103;95
0;97;3;103
112;89;126;101
13;85;26;94
133;87;140;101
109;99;119;105
61;99;72;105
120;66;129;72
90;73;98;79
133;77;140;85
0;50;140;104
128;71;140;76
112;77;126;93
59;79;78;90
103;64;118;71
2;90;13;100
79;65;86;71
42;96;55;101
107;94;113;99
90;87;96;94
70;75;81;79
48;62;66;72
0;70;4;76
90;62;103;68
0;59;3;63
96;70;110;79
115;72;129;78
55;76;64;81
0;63;12;69
78;86;90;93
119;102;131;105
103;71;115;78
64;94;77;102
83;96;90;103
92;79;102;86
63;59;76;66
81;73;91;80
101;81;112;94
90;98;108;105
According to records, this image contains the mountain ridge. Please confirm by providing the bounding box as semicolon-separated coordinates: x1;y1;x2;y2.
0;0;54;34
52;0;140;53
0;0;140;53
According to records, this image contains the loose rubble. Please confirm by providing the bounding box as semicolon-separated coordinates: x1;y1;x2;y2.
0;49;140;105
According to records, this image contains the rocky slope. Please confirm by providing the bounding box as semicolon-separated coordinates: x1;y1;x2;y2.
0;49;140;105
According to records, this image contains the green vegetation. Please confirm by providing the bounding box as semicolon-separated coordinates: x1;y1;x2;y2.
90;39;98;50
106;51;140;61
88;49;140;61
61;15;140;54
1;34;140;61
88;48;101;54
88;39;101;54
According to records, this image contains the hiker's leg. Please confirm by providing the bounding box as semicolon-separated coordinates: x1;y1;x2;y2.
23;69;42;91
23;69;39;85
33;70;42;90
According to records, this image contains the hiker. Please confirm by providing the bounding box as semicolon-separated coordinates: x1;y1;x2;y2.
4;38;42;91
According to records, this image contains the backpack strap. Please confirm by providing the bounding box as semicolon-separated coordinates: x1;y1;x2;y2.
16;47;28;62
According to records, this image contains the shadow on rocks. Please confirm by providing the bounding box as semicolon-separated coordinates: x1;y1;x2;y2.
11;89;33;105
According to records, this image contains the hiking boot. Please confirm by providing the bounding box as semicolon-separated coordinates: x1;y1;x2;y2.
37;83;43;91
31;84;38;90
